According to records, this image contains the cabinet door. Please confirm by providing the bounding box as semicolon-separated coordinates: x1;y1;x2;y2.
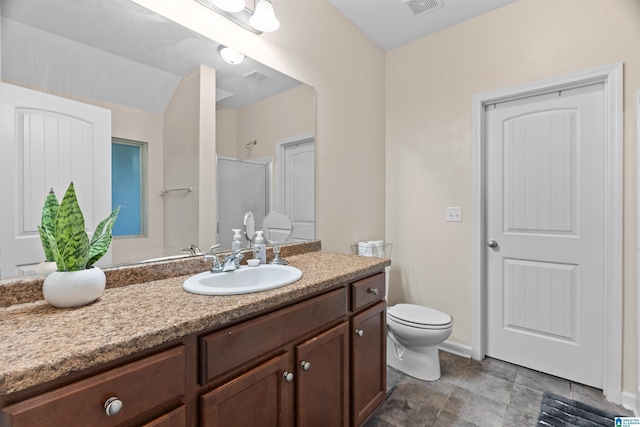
200;353;293;427
296;322;349;427
351;302;386;427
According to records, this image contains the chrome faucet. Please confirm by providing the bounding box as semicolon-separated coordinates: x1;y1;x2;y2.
204;245;252;273
180;244;201;256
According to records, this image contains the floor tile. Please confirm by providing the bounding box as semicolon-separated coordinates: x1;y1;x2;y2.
570;382;634;417
438;387;507;427
514;366;571;396
370;352;635;427
466;357;518;383
456;367;513;405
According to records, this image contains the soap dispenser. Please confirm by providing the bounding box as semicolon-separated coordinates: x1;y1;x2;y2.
231;229;243;251
254;231;266;264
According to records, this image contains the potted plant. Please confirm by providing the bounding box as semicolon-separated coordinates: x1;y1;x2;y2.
38;182;120;308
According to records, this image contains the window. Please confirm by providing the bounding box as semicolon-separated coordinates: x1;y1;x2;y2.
111;138;147;237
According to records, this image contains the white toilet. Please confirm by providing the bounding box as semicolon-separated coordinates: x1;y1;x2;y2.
384;268;453;381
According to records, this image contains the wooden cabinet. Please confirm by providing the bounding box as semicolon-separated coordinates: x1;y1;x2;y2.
296;322;349;427
200;353;292;427
1;346;186;427
350;273;387;427
1;271;387;427
199;288;349;427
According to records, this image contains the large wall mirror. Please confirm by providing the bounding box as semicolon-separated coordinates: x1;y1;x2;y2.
0;0;316;280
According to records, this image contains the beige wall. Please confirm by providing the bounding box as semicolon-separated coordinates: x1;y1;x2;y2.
386;0;639;395
164;69;199;254
132;0;386;255
237;84;315;161
216;106;238;159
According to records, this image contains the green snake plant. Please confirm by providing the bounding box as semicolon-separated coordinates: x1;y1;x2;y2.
38;182;120;272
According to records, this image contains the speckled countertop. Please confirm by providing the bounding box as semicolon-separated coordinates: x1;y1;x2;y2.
0;250;389;397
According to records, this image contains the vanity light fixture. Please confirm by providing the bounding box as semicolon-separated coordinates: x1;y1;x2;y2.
249;0;280;33
219;46;245;65
195;0;280;35
211;0;244;13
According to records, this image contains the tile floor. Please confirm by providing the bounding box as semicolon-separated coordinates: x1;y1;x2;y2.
365;351;634;427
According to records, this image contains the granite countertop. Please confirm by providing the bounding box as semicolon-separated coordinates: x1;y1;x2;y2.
0;251;389;397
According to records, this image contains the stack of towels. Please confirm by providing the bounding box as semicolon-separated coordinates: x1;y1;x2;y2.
358;240;385;258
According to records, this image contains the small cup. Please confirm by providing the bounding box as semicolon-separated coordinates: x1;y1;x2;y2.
247;259;260;267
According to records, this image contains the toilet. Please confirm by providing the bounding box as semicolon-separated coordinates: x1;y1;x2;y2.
384;268;453;381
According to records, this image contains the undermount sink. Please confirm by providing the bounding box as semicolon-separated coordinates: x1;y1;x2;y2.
182;264;303;296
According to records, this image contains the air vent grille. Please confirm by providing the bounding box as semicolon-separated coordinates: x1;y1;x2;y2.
403;0;443;17
244;70;272;83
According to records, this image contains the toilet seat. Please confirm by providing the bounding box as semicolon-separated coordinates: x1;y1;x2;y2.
388;304;452;330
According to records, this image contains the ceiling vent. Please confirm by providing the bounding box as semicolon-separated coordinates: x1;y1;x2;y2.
402;0;443;17
244;70;272;83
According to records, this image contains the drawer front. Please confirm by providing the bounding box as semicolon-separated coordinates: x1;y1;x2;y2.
3;346;186;427
141;405;186;427
351;273;385;312
201;287;347;384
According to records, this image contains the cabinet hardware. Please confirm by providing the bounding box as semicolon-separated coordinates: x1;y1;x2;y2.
104;397;123;416
367;288;379;295
300;361;311;371
282;371;294;382
355;329;364;337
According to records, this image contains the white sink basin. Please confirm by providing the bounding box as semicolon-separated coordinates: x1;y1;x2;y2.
182;264;303;295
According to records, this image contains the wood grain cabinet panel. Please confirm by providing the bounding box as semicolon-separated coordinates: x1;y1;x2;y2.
200;287;347;384
2;346;185;427
200;353;293;427
350;273;385;312
351;302;386;427
296;322;349;427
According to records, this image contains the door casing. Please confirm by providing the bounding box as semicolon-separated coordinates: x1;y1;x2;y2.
471;63;623;402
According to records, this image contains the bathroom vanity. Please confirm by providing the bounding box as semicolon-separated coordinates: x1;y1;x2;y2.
0;249;389;426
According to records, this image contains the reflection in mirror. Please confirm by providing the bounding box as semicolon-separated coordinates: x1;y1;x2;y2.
261;211;294;265
243;212;256;247
0;0;315;280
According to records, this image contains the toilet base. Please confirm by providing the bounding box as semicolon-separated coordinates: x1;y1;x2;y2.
386;335;441;381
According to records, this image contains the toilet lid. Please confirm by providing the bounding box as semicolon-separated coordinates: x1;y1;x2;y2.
388;304;452;327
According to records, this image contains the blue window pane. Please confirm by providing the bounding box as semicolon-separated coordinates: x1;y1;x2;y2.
112;143;141;236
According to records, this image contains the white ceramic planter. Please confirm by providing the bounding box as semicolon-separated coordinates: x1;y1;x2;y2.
43;267;106;308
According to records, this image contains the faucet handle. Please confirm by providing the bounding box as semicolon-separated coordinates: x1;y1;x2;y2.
206;244;222;254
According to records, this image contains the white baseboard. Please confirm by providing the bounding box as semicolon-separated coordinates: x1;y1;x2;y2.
620;391;639;416
438;340;473;359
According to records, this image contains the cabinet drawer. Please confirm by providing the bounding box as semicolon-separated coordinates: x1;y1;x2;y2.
351;273;385;312
141;405;186;427
200;287;347;384
2;346;186;427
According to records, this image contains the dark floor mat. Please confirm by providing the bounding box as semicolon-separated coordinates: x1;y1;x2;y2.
537;392;618;426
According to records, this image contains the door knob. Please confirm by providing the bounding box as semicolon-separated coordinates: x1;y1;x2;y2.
487;240;498;248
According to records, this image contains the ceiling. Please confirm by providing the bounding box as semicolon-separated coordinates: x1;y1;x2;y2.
328;0;519;51
0;0;302;112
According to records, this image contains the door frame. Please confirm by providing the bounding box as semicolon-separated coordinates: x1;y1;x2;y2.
471;63;623;402
274;132;315;214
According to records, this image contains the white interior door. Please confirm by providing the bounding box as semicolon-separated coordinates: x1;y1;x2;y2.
485;83;605;387
0;83;111;278
282;140;314;242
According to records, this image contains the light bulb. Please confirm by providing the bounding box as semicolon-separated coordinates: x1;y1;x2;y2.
220;47;245;65
250;0;280;32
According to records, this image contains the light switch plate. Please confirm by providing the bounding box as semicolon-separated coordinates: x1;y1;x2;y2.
446;207;462;222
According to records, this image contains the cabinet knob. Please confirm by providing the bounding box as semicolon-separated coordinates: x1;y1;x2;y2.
282;371;294;383
104;397;123;416
300;361;311;371
355;329;364;337
367;287;379;295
